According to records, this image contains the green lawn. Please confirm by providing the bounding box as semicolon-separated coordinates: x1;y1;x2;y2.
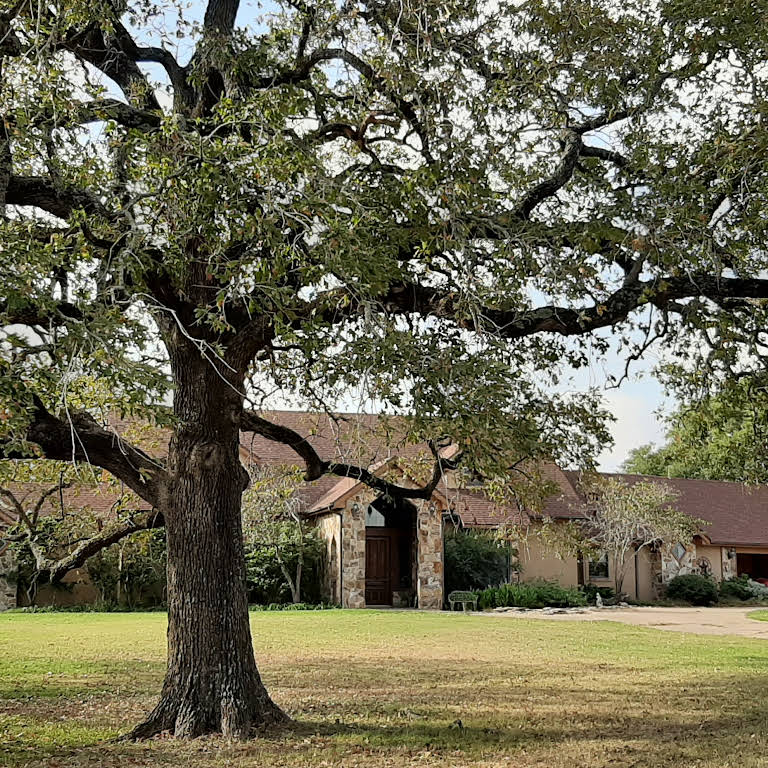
2;610;768;767
748;609;768;622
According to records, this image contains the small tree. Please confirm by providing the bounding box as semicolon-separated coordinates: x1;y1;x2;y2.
242;466;314;605
579;477;702;597
444;527;514;594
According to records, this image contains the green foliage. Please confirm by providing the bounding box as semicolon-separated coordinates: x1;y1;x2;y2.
665;574;718;605
621;378;768;483
87;530;167;609
242;465;324;604
443;528;512;594
244;530;324;605
580;583;616;604
476;580;587;610
249;602;339;611
719;575;768;602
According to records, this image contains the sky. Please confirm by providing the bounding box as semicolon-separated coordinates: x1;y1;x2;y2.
595;370;667;472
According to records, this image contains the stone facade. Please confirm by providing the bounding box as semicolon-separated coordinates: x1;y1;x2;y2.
721;548;736;580
312;492;446;610
660;541;698;583
416;501;444;610
0;546;17;611
341;500;367;608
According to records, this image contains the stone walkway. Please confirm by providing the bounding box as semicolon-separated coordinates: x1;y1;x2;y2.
482;605;768;638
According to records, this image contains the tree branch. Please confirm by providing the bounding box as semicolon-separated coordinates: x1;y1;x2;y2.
35;510;165;584
5;175;109;219
4;400;166;509
240;411;460;501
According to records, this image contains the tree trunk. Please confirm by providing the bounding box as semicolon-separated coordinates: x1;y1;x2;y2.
129;346;287;739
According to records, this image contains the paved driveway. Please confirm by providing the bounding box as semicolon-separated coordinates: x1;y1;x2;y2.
487;606;768;638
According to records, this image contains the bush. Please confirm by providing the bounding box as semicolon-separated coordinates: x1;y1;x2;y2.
581;583;616;604
476;580;587;610
720;575;768;601
444;528;512;594
719;575;754;601
249;602;339;611
666;574;718;605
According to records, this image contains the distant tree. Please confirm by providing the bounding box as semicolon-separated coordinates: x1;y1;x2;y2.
2;0;768;740
621;444;675;478
622;378;768;482
242;466;316;604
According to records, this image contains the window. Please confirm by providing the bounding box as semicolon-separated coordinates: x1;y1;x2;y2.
589;552;610;580
365;506;386;527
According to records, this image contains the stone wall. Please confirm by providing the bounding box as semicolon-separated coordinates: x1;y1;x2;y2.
341;501;367;608
416;501;444;610
0;547;17;611
660;541;698;584
721;547;736;580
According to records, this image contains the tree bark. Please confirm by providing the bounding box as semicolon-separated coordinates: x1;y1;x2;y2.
129;343;287;739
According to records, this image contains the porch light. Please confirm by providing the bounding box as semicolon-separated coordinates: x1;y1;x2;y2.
727;548;736;559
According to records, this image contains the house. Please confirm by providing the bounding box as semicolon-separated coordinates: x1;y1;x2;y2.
3;410;768;609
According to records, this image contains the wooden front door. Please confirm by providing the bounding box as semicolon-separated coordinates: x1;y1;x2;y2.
365;532;392;606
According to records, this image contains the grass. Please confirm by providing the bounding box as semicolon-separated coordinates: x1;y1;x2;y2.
748;609;768;622
2;610;768;767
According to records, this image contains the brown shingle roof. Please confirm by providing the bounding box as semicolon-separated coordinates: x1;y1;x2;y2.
13;411;768;549
588;473;768;547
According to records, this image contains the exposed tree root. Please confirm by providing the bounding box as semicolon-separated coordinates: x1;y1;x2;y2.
122;693;289;741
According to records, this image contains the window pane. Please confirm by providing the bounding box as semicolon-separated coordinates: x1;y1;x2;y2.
589;552;609;580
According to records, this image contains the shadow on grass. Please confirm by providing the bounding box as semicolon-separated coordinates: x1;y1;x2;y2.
3;658;768;767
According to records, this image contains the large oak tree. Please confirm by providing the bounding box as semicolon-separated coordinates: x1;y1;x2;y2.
1;0;767;740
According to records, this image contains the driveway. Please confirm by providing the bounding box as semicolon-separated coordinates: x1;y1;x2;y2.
485;606;768;638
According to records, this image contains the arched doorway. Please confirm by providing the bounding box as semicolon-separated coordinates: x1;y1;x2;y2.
365;497;417;606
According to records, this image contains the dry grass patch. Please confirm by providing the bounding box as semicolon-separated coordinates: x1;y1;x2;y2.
1;610;767;767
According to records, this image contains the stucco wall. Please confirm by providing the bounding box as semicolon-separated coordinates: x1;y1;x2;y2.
313;513;341;604
697;545;724;581
517;529;580;586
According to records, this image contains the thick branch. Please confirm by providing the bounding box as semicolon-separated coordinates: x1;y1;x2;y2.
240;410;325;480
0;297;84;325
36;510;165;584
5;175;108;219
240;411;459;500
63;22;161;112
4;401;166;508
312;274;768;341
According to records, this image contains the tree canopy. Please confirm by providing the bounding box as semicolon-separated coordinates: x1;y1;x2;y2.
622;377;768;482
2;0;768;480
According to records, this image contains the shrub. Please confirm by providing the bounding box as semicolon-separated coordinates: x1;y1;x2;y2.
746;579;768;599
444;528;512;594
581;583;616;604
476;580;587;610
719;575;754;601
666;573;718;605
249;602;339;611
